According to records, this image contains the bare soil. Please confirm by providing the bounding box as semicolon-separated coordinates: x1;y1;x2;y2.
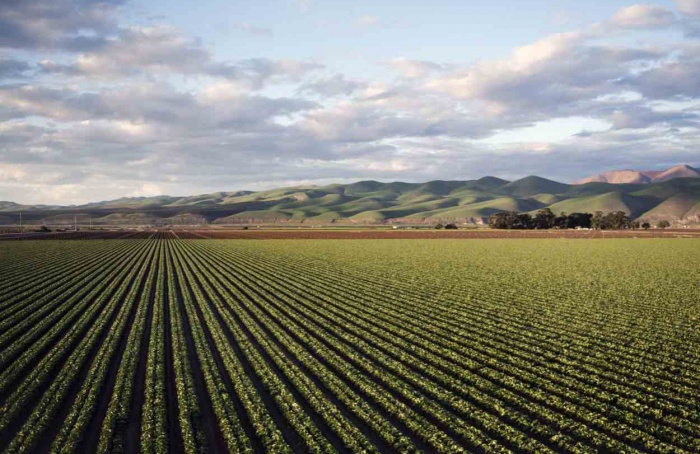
2;228;699;241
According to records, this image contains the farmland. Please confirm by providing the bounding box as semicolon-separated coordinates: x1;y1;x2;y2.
3;227;700;241
0;238;699;453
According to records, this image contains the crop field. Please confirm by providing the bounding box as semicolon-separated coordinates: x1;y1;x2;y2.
3;228;700;241
0;238;699;453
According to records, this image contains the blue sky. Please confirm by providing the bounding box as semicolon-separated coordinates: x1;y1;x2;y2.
1;0;700;204
135;0;678;78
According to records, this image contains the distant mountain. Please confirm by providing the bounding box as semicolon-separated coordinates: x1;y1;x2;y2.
3;169;700;225
0;201;58;212
574;164;700;185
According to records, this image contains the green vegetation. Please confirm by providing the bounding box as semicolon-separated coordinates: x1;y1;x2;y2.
0;238;699;452
5;175;700;225
489;209;595;230
657;220;671;229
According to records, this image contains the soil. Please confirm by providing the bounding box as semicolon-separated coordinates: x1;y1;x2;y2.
2;228;699;240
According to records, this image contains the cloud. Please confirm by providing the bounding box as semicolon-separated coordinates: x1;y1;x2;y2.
297;74;366;96
42;26;211;77
0;58;31;78
425;32;664;117
232;22;273;36
387;58;445;78
3;0;700;204
298;90;498;143
626;45;700;98
0;0;126;50
357;16;379;27
295;0;313;12
0;164;27;182
0;82;318;127
609;4;676;29
677;0;700;17
209;58;324;88
608;105;699;129
35;25;322;88
131;183;162;197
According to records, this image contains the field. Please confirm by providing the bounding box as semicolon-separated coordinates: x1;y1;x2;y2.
3;227;700;241
0;238;699;453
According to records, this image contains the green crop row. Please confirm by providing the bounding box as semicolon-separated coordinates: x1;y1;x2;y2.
0;238;698;453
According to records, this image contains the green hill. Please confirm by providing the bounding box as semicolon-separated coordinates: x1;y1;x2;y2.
5;175;700;225
547;192;656;218
639;193;700;220
497;176;570;198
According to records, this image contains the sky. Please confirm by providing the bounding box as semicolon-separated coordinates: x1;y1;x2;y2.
1;0;700;204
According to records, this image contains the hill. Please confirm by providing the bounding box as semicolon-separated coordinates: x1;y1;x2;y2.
574;164;700;185
3;172;700;226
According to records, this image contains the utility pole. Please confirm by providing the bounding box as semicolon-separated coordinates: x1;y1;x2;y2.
74;215;77;232
19;211;22;234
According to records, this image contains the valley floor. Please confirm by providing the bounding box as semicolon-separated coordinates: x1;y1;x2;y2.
2;227;700;241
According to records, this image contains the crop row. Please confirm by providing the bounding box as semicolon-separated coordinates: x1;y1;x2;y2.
0;238;698;453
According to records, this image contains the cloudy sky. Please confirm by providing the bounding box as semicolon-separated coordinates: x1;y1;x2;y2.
2;0;700;204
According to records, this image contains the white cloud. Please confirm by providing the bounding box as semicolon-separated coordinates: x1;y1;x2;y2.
36;25;322;88
365;159;416;172
131;183;163;197
357;16;379;27
609;4;676;29
0;165;27;182
71;26;210;76
388;58;445;78
2;0;700;204
677;0;700;17
424;29;668;120
298;74;366;96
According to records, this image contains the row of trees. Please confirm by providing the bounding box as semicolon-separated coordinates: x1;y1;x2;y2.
489;209;671;230
489;209;593;230
435;223;459;230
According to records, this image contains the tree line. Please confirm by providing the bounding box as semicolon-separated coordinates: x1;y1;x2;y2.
488;209;671;230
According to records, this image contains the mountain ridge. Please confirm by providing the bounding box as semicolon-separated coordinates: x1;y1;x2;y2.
3;170;700;225
573;164;700;185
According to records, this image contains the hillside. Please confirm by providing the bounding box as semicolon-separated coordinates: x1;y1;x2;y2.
3;174;700;226
574;164;700;185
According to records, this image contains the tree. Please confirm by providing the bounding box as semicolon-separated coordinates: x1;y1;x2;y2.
516;213;534;229
489;212;518;229
657;220;671;229
534;208;556;229
591;211;604;230
567;212;592;229
631;220;641;229
488;213;507;229
601;211;630;230
444;223;458;229
642;222;650;230
554;212;568;229
489;212;533;229
434;223;445;229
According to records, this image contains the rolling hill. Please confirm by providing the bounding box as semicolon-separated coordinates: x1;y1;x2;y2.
3;171;700;226
574;164;700;185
